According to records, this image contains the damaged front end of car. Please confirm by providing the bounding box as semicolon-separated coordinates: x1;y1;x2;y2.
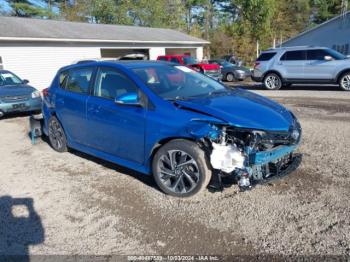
189;117;302;191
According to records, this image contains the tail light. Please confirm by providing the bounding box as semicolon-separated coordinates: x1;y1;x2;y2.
254;62;260;69
42;88;49;97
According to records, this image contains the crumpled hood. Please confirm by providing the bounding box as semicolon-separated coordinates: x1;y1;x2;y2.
0;85;36;97
176;89;294;131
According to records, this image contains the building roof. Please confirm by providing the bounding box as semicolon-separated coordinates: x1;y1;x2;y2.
283;11;350;46
0;16;209;44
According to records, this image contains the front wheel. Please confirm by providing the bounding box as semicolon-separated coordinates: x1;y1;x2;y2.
152;140;212;197
226;73;235;82
339;72;350;91
263;73;282;90
48;116;68;152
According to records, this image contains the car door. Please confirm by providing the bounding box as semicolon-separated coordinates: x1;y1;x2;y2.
86;66;146;164
55;66;95;145
304;49;336;80
277;50;307;80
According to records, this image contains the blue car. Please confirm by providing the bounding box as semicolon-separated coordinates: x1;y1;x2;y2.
0;70;42;118
42;61;301;197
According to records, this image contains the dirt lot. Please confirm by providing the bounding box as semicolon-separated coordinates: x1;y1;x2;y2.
0;84;349;259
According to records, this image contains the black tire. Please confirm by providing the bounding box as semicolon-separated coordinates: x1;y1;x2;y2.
338;71;350;91
0;110;4;119
226;73;235;82
48;116;68;152
152;139;212;197
263;73;282;90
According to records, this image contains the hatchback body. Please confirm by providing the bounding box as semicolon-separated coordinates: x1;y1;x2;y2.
0;70;42;118
43;61;301;197
252;46;350;91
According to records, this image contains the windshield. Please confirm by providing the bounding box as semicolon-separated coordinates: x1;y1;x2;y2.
0;71;23;86
132;65;228;100
327;49;347;60
182;56;197;65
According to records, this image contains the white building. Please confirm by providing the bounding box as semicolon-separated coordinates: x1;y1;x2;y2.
283;11;350;55
0;16;208;90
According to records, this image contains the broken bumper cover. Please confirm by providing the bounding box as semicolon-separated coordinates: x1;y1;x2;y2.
247;144;302;185
249;144;298;166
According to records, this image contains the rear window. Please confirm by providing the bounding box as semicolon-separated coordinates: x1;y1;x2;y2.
158;57;168;61
257;52;276;61
280;50;307;61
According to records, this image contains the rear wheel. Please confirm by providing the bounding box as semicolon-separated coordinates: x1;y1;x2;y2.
263;73;282;90
339;72;350;91
48;116;67;152
152;140;212;197
226;73;235;82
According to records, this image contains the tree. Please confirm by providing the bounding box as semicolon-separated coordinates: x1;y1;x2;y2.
311;0;349;24
6;0;47;17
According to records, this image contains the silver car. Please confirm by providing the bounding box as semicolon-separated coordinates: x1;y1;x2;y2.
252;46;350;91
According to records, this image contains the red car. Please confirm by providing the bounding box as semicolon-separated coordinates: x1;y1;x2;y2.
157;55;222;81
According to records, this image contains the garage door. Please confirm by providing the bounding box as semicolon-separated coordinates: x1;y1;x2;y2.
101;49;149;59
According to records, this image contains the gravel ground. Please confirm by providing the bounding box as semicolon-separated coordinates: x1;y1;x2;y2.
0;84;349;259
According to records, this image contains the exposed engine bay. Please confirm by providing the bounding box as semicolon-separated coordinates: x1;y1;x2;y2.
196;119;302;191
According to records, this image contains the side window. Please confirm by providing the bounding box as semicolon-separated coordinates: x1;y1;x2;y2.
59;70;69;88
280;50;306;61
66;67;93;94
158;57;168;61
94;67;138;100
257;52;276;61
307;49;329;60
170;57;180;64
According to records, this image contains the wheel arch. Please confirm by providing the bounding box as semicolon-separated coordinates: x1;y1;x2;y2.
263;70;284;82
336;69;350;83
149;137;197;164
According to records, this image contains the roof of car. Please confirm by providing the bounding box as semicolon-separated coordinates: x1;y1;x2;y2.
60;60;173;71
263;46;329;53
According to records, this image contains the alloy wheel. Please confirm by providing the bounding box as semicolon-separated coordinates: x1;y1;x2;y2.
226;73;234;82
49;119;65;150
340;74;350;91
157;150;200;194
265;74;281;90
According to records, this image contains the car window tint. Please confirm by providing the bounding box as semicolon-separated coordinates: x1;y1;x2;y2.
280;50;306;61
257;52;276;61
59;71;69;88
94;67;138;100
170;57;180;64
158;57;167;61
66;67;93;94
307;49;329;60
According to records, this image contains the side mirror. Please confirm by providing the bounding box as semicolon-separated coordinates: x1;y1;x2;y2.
115;92;141;107
22;79;29;84
324;56;333;61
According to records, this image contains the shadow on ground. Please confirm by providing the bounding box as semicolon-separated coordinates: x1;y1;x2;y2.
228;82;342;91
0;196;44;262
69;149;159;191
